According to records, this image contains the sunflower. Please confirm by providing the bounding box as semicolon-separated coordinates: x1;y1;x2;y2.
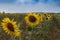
25;13;42;26
44;13;52;21
39;14;42;22
1;18;20;37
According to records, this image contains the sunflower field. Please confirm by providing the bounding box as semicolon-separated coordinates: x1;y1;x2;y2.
0;12;60;40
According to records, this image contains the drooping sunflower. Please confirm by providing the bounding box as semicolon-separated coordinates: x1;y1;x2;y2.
25;13;42;26
44;13;52;21
1;18;20;37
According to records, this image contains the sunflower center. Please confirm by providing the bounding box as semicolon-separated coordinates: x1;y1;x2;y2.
46;17;48;20
29;16;37;22
7;23;14;32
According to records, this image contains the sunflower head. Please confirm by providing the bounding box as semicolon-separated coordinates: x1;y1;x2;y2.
44;13;52;21
1;18;20;37
25;13;42;27
39;14;43;22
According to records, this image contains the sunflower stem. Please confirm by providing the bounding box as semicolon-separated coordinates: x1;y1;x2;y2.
31;26;34;40
11;36;16;40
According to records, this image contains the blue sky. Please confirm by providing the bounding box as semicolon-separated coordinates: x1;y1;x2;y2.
0;0;60;13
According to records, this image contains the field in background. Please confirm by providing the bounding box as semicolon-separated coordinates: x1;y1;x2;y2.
0;13;60;40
